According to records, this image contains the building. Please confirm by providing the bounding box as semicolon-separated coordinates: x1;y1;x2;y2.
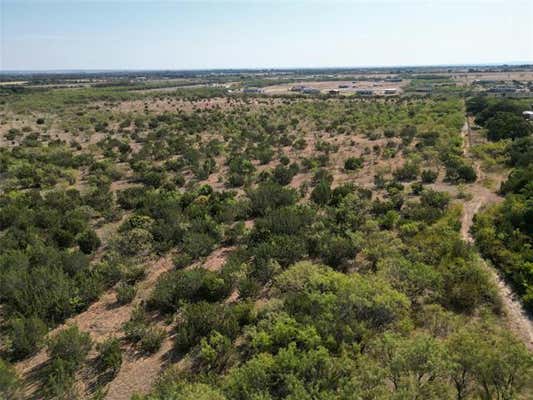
355;89;373;96
414;87;433;93
383;88;398;95
487;86;516;94
302;87;320;94
242;87;262;94
290;85;305;92
523;111;533;120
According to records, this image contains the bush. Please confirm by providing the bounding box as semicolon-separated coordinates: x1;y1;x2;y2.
317;234;359;269
394;161;420;181
43;357;76;399
116;228;153;256
271;164;295;186
149;268;231;313
344;157;364;171
97;337;122;375
77;229;101;254
47;325;92;372
8;316;47;360
0;358;19;399
421;169;438;183
116;282;137;304
247;183;297;217
198;331;231;371
139;326;166;354
311;180;331;205
182;232;216;260
123;306;148;343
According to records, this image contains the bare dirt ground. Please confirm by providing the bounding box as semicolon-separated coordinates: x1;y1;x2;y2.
458;118;533;351
262;79;408;95
451;71;533;85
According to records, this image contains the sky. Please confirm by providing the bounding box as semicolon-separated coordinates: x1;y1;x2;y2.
1;0;532;71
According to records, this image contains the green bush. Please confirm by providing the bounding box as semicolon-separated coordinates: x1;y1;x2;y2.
421;169;438;183
8;316;47;361
116;282;137;304
0;358;19;399
97;337;122;375
311;180;331;205
47;325;92;372
139;326;166;354
77;229;101;254
123;306;148;343
344;157;364;171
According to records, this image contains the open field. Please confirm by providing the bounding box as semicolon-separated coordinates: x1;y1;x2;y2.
262;79;409;95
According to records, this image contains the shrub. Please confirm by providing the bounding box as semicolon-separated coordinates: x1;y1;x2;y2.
344;157;364;171
116;282;137;304
8;316;47;361
149;268;231;313
182;232;216;260
421;169;438;183
116;228;153;256
272;164;295;186
317;234;359;269
0;358;19;399
97;337;122;375
198;331;231;371
311;180;331;205
47;325;92;372
123;306;148;343
394;161;420;181
139;327;166;354
77;229;101;254
42;358;76;399
247;183;297;217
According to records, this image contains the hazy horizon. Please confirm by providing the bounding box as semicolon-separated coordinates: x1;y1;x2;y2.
1;0;532;71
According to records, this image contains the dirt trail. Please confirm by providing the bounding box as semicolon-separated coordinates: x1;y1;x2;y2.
459;118;533;351
15;255;175;399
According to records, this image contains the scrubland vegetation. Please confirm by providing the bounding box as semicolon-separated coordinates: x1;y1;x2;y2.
0;82;531;400
468;97;533;312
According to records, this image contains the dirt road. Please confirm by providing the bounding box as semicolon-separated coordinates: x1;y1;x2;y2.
460;118;533;351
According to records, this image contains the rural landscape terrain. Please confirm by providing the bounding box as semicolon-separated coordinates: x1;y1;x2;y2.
1;65;533;400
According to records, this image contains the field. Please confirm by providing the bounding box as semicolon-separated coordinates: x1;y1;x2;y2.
0;68;532;400
261;79;409;95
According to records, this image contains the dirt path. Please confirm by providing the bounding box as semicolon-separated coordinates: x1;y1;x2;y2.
460;117;533;351
15;255;175;399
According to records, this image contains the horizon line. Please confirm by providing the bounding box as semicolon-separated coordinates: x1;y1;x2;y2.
2;61;533;74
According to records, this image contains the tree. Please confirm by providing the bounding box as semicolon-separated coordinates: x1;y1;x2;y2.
485;112;532;141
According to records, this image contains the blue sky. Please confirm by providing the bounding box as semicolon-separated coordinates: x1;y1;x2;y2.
1;0;532;70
